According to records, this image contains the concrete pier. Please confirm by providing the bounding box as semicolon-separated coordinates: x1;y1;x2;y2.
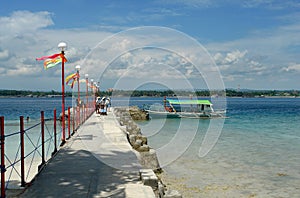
18;109;155;197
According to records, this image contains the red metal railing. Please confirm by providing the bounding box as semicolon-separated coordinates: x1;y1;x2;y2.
20;116;25;187
0;104;94;197
1;116;5;198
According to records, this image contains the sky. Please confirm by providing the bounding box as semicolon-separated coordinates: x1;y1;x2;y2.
0;0;300;91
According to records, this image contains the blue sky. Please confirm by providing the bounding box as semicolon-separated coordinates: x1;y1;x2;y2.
0;0;300;91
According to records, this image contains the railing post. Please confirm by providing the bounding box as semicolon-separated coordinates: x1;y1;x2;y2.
67;107;71;139
76;107;78;128
41;111;45;165
81;106;84;123
72;107;75;135
78;107;80;128
52;109;57;156
1;116;6;198
84;105;86;122
20;116;26;187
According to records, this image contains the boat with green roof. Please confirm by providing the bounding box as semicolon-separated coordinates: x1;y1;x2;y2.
146;97;225;119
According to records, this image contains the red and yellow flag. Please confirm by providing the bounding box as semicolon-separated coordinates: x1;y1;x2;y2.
36;53;67;70
65;72;79;88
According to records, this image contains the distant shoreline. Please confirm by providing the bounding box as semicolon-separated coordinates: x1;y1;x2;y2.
1;89;300;98
0;95;72;98
0;95;299;99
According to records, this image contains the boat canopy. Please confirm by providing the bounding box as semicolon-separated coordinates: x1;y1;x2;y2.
166;99;213;105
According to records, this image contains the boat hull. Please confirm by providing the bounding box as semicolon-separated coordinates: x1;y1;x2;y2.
147;110;180;119
146;110;224;119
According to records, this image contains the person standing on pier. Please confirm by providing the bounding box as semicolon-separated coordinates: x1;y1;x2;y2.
105;97;111;112
96;97;101;114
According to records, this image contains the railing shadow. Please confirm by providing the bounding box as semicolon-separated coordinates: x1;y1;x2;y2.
18;148;140;198
1;106;95;197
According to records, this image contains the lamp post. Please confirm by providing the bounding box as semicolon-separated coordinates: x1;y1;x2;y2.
58;42;67;145
90;79;94;87
94;82;98;97
85;74;89;118
91;79;95;111
75;65;81;125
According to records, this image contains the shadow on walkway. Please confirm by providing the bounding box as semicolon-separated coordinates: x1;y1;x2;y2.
19;148;140;198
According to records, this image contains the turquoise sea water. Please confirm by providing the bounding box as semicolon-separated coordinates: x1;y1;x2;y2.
0;97;73;121
0;97;74;182
1;97;299;197
139;98;300;197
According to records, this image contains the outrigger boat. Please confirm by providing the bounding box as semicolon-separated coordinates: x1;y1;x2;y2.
146;97;225;119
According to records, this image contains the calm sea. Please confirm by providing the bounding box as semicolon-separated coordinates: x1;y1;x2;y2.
0;97;73;122
1;97;299;197
139;97;300;197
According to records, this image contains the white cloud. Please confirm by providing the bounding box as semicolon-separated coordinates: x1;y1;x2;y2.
157;0;300;10
213;53;223;64
111;39;132;51
0;8;299;90
205;14;300;89
213;49;248;69
6;65;41;76
242;0;300;9
157;0;216;8
0;49;10;60
99;46;207;84
223;50;248;65
0;11;112;82
0;11;56;78
281;64;300;72
0;11;53;36
213;50;248;65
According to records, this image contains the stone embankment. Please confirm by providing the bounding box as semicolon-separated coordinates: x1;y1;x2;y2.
114;106;182;198
128;106;150;120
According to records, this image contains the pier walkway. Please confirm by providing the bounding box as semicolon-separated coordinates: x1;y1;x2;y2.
19;110;155;197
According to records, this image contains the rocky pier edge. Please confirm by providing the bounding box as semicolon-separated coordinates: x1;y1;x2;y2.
114;106;182;198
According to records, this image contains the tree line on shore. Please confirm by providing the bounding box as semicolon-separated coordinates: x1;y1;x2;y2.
1;89;298;98
0;90;73;97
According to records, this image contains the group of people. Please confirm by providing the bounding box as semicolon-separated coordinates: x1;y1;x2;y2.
96;96;111;115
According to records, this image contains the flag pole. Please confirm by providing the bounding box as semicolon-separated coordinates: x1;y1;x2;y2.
85;74;89;118
58;42;67;146
75;65;81;126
